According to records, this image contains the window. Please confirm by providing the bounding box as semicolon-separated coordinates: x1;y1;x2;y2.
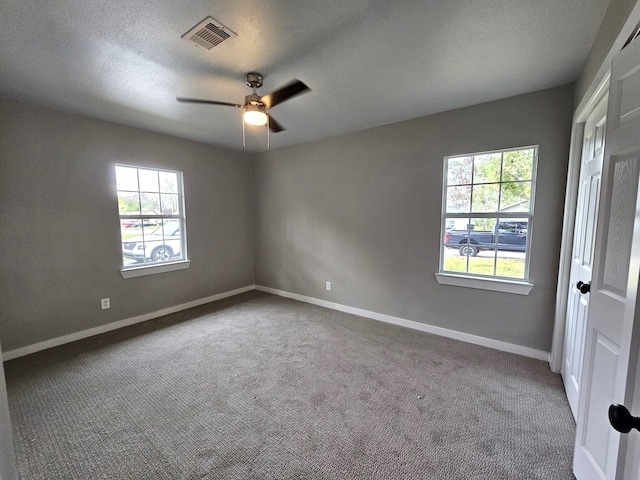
439;146;537;285
115;165;188;274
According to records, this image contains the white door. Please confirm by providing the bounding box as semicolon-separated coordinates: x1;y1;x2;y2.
573;34;640;480
620;348;640;480
563;92;607;420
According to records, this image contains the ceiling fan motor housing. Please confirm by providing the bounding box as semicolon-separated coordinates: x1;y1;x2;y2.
245;72;263;89
244;93;263;107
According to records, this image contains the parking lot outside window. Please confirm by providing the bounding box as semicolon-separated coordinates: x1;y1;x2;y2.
115;165;187;271
439;146;537;282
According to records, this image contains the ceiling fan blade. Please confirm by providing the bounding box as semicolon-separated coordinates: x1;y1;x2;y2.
261;79;310;109
268;115;286;133
176;97;242;108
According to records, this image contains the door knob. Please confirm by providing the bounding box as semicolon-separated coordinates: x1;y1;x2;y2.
609;404;640;433
576;281;591;294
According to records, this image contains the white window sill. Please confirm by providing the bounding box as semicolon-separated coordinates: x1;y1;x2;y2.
120;260;191;279
435;273;533;295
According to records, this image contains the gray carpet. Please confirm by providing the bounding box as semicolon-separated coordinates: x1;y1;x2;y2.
5;291;575;479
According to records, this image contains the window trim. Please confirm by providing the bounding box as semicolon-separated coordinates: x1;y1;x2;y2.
438;146;538;289
120;260;191;279
116;164;188;275
434;272;534;295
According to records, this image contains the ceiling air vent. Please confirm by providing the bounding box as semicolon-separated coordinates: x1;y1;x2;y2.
182;17;237;50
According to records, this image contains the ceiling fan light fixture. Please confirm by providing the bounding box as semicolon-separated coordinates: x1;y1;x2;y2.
243;104;268;126
178;72;311;149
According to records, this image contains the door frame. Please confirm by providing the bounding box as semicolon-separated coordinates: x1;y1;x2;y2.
550;1;640;374
0;339;17;479
550;76;609;373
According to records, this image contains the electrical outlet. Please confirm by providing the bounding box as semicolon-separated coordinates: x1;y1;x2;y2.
326;281;332;291
101;298;110;310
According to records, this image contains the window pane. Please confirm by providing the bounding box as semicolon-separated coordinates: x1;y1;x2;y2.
502;149;534;182
146;226;167;263
468;254;496;276
445;218;476;231
496;220;528;236
442;255;469;274
116;166;138;191
447;156;472;186
159;171;178;194
122;226;147;264
452;217;498;255
471;184;499;212
446;186;471;213
118;192;140;215
160;194;179;215
495;219;528;252
496;254;526;279
473;153;502;184
471;217;495;231
443;217;473;274
499;181;531;212
140;234;155;264
120;218;141;229
495;218;527;278
138;169;159;193
163;220;181;237
151;221;181;262
140;193;161;215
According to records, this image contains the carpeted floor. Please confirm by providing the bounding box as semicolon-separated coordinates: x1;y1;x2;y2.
4;291;575;479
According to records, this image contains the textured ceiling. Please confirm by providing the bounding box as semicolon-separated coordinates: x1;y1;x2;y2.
0;0;610;152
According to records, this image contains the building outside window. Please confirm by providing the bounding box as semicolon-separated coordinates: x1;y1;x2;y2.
115;165;187;270
440;146;537;281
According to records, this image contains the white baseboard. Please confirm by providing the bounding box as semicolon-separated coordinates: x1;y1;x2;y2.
2;285;256;362
3;284;550;363
256;285;551;362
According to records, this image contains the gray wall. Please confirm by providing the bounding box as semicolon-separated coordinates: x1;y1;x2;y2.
575;0;639;104
0;85;573;355
0;98;255;352
254;85;574;352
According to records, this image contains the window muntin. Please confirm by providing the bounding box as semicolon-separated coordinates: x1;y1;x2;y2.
440;146;537;281
116;165;187;269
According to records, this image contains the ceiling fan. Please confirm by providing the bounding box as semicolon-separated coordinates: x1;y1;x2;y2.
176;72;311;133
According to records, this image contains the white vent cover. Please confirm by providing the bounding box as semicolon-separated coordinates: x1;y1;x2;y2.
182;17;237;50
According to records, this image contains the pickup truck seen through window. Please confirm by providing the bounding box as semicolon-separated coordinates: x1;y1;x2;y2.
444;220;528;257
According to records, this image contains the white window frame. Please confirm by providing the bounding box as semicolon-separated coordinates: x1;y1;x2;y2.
115;164;190;278
435;146;538;295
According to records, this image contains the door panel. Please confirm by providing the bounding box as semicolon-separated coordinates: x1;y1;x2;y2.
567;294;588;392
573;33;640;480
601;154;640;299
563;93;607;419
618;66;640;123
583;176;600;266
581;333;619;476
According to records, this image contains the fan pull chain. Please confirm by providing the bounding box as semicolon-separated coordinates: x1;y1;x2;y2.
242;118;246;150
